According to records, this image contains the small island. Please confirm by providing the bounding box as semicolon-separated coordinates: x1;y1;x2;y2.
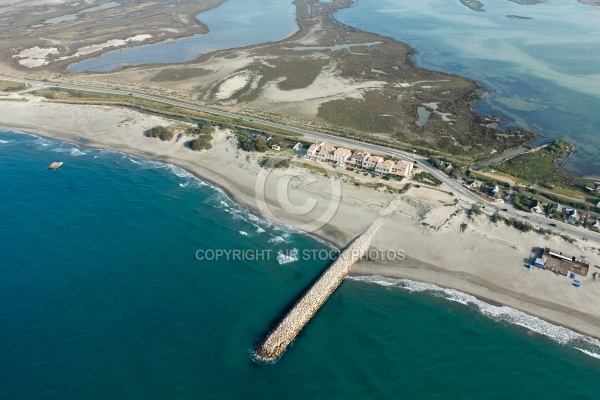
460;0;485;11
506;15;533;20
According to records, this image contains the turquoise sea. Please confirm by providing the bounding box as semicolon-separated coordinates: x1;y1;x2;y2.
2;130;600;399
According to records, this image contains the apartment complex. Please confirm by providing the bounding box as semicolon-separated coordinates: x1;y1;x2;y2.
306;142;414;177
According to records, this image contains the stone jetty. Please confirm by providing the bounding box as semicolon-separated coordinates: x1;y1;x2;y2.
254;195;403;362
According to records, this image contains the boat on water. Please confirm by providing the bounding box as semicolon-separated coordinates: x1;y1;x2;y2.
48;161;63;170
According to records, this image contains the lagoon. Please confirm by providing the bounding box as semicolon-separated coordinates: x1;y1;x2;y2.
68;0;298;73
335;0;600;177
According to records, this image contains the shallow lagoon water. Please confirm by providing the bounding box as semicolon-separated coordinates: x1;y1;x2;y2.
69;0;298;73
336;0;600;176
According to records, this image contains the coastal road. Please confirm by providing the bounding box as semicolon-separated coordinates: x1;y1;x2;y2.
1;74;598;243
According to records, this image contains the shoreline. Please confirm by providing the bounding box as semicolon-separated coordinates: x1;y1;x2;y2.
5;126;598;347
347;271;600;344
1;99;599;345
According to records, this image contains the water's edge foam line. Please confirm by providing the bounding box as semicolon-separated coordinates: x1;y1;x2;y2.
348;275;600;361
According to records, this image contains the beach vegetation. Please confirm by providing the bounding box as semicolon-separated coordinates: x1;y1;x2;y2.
187;120;214;136
504;217;533;232
490;211;501;223
260;157;291;169
145;125;174;141
470;203;483;216
236;129;269;152
561;234;576;244
412;171;442;186
187;136;212;151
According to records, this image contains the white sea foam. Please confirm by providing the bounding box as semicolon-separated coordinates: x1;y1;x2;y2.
125;156;164;170
69;148;87;156
269;236;285;244
165;164;195;180
347;275;600;360
575;348;600;360
239;231;248;236
32;136;51;147
0;139;10;144
276;249;298;265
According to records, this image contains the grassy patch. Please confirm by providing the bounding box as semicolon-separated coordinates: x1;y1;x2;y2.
468;170;511;188
0;80;28;92
272;59;328;91
412;171;442;186
260;157;291;169
318;90;398;133
150;68;212;82
298;162;328;175
235;58;328;102
494;140;596;192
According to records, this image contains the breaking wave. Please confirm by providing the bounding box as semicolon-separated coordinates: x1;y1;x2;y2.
269;236;285;244
276;249;298;265
347;275;600;361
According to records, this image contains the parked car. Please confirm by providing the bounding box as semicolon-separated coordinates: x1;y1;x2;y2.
549;223;557;227
501;208;508;212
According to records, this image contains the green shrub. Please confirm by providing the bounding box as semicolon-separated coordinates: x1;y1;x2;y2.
261;157;290;169
236;130;269;152
412;172;442;186
188;136;212;151
146;126;174;141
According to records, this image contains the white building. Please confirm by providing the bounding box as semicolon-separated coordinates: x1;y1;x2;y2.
392;160;414;177
362;155;384;170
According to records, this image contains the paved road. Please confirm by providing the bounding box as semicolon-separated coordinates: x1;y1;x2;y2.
1;74;598;243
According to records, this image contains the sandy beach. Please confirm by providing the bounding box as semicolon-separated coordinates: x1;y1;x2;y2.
2;97;600;341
